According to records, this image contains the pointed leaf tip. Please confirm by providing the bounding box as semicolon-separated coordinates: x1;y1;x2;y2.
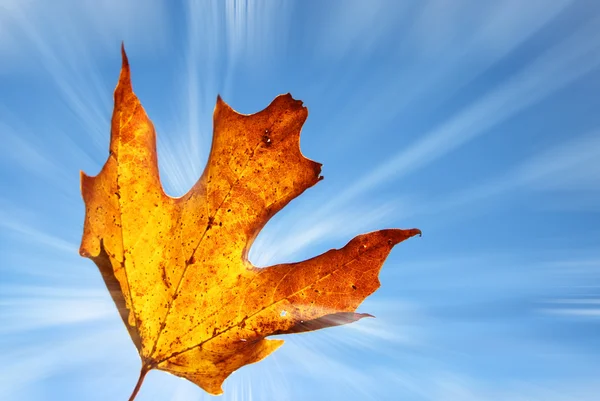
115;42;132;97
121;42;129;68
362;313;375;318
382;228;422;247
214;94;233;118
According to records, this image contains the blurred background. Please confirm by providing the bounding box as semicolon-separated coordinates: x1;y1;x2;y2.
1;1;600;400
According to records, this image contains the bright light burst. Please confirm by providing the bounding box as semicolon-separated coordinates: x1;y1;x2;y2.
1;1;600;400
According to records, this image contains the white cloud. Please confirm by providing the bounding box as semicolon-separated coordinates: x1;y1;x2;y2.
345;17;600;205
413;130;600;217
0;285;114;333
383;370;600;401
0;0;169;69
314;0;410;62
0;213;77;254
0;326;128;400
413;0;572;59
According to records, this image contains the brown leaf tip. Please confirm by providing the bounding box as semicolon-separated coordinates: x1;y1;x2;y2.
121;42;129;68
215;94;225;107
382;228;422;247
116;43;132;98
213;95;236;122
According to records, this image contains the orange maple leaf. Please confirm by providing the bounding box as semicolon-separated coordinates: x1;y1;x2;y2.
79;45;421;400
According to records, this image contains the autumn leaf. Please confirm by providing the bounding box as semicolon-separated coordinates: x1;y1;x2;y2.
79;45;421;400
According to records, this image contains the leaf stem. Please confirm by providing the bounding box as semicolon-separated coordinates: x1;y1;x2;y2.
128;365;150;401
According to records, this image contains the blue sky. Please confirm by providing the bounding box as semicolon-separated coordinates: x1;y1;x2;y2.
1;1;600;400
